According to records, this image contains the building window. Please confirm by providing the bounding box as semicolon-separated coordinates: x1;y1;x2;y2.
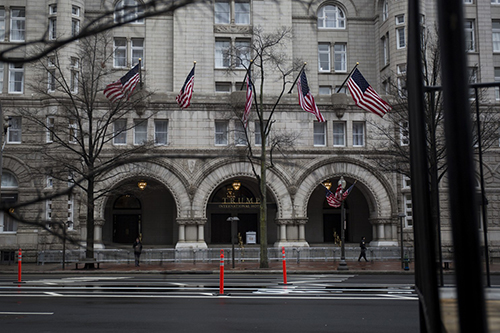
317;5;345;29
0;8;5;41
114;0;144;24
493;21;500;52
8;63;23;93
318;43;330;72
215;82;232;93
215;120;228;145
215;0;230;24
396;14;405;25
69;119;78;143
114;38;127;68
254;120;262;146
335;86;347;94
154;119;168;145
495;68;500;100
352;122;365;147
382;0;388;21
493;0;500;4
70;58;79;94
215;39;231;68
134;119;147;145
313;122;326;146
72;6;80;17
49;17;57;40
400;121;409;146
464;20;475;52
46;116;55;143
67;194;74;230
0;210;16;233
381;33;389;66
396;27;406;49
404;194;413;227
10;8;25;42
72;19;80;37
215;0;250;25
45;199;52;228
332;122;345;147
131;38;144;67
402;175;411;189
397;64;407;98
319;86;332;95
235;121;247;146
468;67;478;99
48;58;56;92
7;116;21;143
113;119;127;145
0;172;18;233
235;39;251;68
334;44;347;72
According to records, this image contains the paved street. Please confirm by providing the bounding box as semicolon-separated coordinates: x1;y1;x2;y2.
1;260;500;332
0;273;419;333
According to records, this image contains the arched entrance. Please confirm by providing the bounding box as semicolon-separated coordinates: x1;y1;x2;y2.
206;178;277;245
112;194;141;244
102;178;177;246
306;179;372;244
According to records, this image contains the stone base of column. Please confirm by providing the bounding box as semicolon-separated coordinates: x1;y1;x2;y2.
273;241;309;248
175;241;208;249
369;241;398;247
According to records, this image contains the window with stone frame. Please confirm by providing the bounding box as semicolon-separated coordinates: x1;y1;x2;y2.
215;120;228;145
214;0;250;25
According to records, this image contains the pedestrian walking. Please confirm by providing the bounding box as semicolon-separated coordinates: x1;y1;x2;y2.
133;237;142;267
358;236;369;262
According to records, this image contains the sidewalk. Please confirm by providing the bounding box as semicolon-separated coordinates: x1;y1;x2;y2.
2;259;500;274
1;259;416;274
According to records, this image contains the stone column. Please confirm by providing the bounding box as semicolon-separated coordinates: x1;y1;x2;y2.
175;218;207;249
94;218;105;249
369;217;398;247
274;218;309;248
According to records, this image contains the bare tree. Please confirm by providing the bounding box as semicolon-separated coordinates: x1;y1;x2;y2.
227;26;302;268
15;32;157;268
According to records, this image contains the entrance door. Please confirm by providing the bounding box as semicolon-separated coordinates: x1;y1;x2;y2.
237;214;258;243
323;214;341;243
211;213;258;243
113;215;140;244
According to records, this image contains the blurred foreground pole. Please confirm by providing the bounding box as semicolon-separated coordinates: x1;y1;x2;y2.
407;0;442;331
436;0;487;332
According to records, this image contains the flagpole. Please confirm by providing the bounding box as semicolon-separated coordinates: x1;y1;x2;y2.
138;58;143;89
240;60;253;91
287;62;307;94
336;62;359;93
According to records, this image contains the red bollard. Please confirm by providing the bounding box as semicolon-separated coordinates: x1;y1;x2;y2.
282;247;287;285
18;248;22;283
219;249;224;294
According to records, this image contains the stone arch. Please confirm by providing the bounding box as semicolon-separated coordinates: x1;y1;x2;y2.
2;155;34;188
191;160;292;219
294;157;397;218
95;162;191;220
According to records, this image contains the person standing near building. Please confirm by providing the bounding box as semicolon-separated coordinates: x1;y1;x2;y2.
133;237;142;267
358;236;369;262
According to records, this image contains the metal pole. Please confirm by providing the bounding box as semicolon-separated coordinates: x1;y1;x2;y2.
338;177;348;270
399;213;405;270
437;0;487;331
474;87;491;287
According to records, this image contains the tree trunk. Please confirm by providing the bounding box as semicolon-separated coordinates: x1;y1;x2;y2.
259;142;268;268
84;176;95;269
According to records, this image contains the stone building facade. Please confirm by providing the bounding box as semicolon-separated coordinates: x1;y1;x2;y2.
0;0;499;262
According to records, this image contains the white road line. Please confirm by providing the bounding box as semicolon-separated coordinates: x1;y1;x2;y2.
0;311;54;315
0;293;419;301
44;292;62;296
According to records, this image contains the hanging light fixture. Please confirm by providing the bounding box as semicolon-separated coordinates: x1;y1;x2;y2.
323;180;332;190
232;180;241;191
138;180;147;190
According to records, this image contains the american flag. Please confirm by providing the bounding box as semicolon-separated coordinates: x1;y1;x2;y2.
341;182;356;201
297;71;325;122
325;183;342;208
103;64;140;103
176;65;195;109
242;72;253;128
347;68;391;117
